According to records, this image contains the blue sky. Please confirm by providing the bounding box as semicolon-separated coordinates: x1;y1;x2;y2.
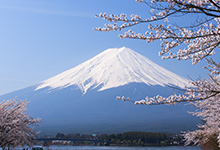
0;0;214;95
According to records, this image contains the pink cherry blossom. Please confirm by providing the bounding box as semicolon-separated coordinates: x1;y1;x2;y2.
95;0;220;148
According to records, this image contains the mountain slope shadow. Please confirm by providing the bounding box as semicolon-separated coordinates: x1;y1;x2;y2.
1;82;199;134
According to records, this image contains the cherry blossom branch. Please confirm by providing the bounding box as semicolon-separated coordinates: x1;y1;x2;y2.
95;1;220;148
0;99;41;148
95;0;220;64
117;58;220;106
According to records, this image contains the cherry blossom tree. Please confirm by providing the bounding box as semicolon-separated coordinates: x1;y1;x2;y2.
95;0;220;149
0;99;40;150
95;0;220;65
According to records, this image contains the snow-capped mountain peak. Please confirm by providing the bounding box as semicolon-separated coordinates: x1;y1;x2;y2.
35;47;189;94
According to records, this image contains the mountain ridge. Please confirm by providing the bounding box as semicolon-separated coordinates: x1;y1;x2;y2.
35;47;189;94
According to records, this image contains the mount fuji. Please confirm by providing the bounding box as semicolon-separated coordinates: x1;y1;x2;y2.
0;47;198;135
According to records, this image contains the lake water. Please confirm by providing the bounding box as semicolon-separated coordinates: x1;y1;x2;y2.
45;146;201;150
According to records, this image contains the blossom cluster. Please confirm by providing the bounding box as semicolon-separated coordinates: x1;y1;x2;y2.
0;99;40;149
95;0;220;64
184;94;220;149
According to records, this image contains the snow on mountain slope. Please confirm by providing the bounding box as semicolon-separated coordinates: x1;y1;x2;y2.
35;47;189;94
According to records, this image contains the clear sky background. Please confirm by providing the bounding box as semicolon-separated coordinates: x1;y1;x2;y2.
0;0;217;95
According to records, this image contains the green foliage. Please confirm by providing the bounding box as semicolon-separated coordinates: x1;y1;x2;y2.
55;133;65;138
99;131;171;146
116;132;167;144
53;131;183;146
